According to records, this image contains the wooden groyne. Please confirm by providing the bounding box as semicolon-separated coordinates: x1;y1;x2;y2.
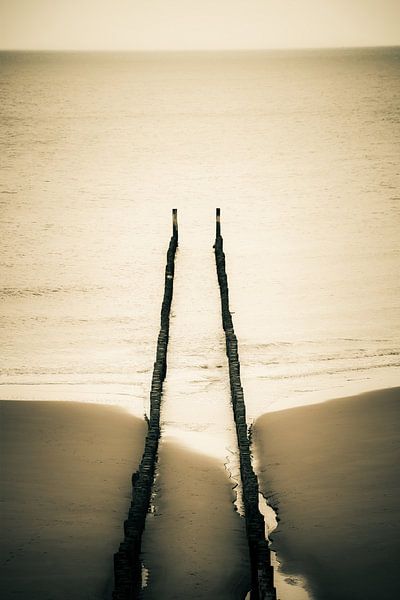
112;210;178;600
214;209;276;600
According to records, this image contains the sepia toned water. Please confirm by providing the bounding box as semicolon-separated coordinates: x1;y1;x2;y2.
1;48;399;600
1;48;398;418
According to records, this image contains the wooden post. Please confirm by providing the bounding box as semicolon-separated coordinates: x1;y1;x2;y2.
216;207;221;238
172;209;178;243
112;222;178;600
214;227;277;600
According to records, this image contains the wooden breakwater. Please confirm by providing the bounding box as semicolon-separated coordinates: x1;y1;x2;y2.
112;210;178;600
214;209;276;600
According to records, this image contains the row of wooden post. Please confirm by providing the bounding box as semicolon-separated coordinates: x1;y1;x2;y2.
112;208;275;598
112;210;178;599
214;208;276;600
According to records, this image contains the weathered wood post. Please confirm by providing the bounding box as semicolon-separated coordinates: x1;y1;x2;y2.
112;213;178;600
216;207;221;238
172;208;178;243
214;212;276;600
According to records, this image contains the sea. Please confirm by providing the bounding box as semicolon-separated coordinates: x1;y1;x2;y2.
1;47;399;420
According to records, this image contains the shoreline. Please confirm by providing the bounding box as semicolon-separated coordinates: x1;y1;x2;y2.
0;400;147;600
253;387;400;600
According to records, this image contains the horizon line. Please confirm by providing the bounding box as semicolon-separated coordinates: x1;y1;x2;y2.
1;43;399;53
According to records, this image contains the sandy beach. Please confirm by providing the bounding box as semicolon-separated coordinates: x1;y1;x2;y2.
0;401;147;600
141;437;251;599
253;387;400;600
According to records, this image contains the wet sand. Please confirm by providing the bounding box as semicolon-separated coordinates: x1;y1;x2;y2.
253;387;400;600
0;401;147;600
141;437;250;599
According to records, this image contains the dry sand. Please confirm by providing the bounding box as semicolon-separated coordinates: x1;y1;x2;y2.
0;400;147;600
253;387;400;600
141;437;251;600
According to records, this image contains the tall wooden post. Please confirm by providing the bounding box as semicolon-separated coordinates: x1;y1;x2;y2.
216;207;221;238
172;208;178;243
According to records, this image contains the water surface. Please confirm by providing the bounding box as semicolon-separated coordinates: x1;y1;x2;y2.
1;47;399;419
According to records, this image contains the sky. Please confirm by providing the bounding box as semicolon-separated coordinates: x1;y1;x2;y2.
0;0;399;51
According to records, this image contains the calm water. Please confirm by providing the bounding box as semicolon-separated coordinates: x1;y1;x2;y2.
1;48;399;419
